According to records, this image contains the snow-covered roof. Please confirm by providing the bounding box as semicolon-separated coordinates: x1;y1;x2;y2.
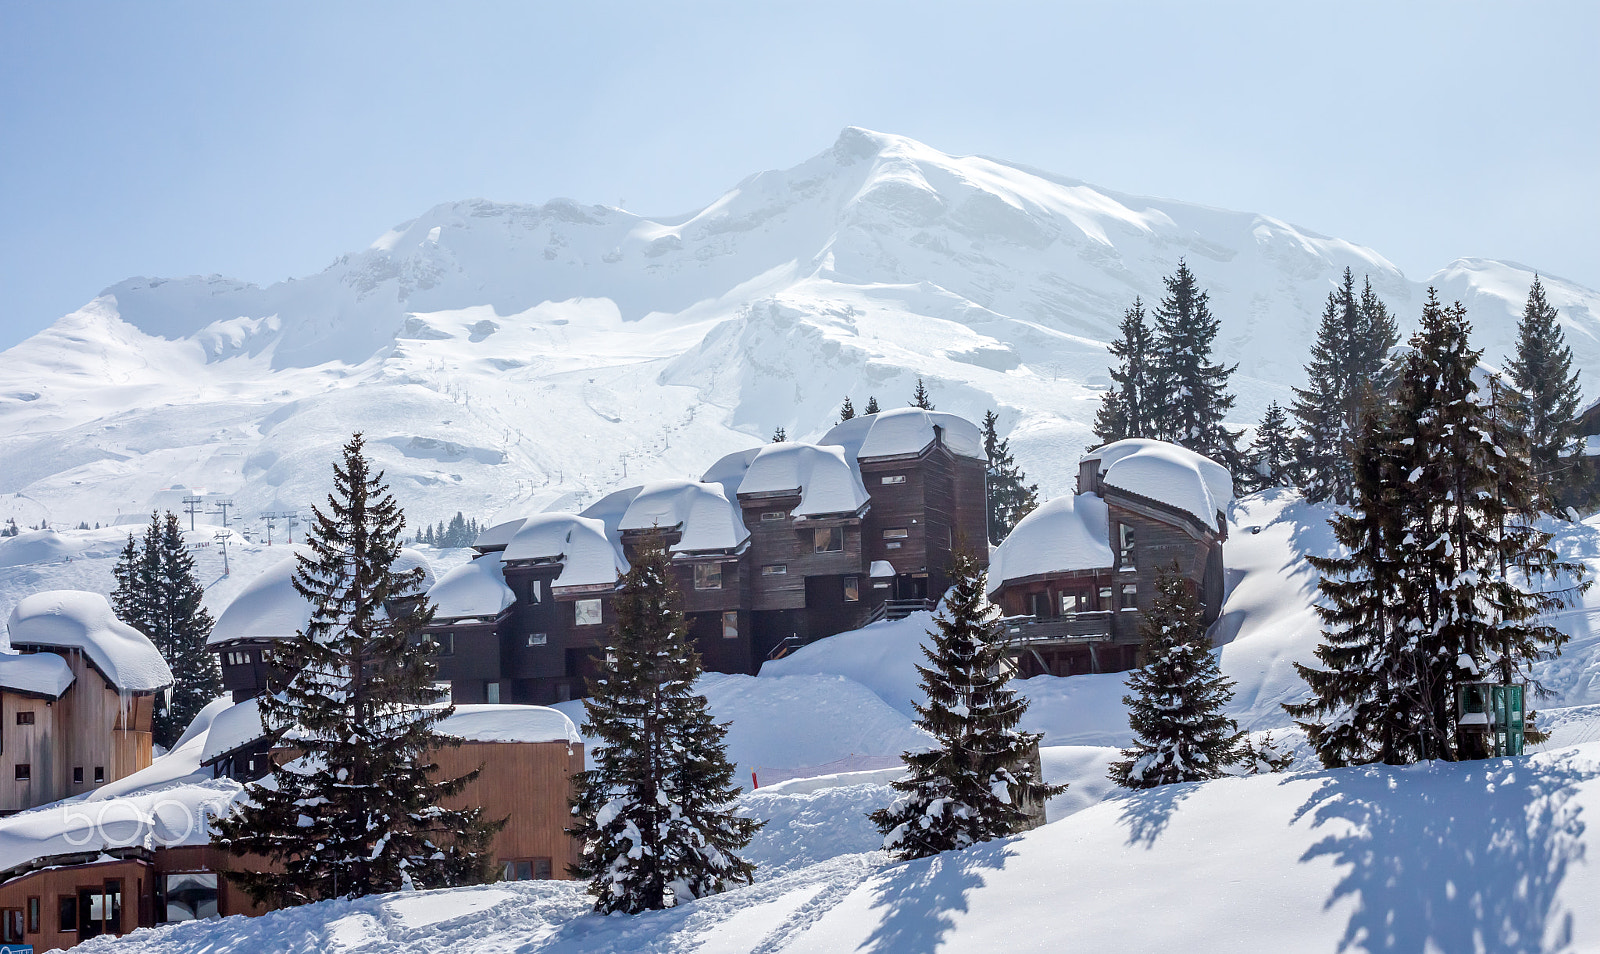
579;486;643;538
208;551;315;647
0;650;75;699
392;548;437;591
736;443;870;517
987;494;1115;595
1083;439;1234;532
5;591;173;694
701;446;762;496
200;696;265;765
502;513;630;589
436;705;581;745
427;552;516;621
472;516;527;551
870;560;897;578
820;408;985;462
616;479;750;553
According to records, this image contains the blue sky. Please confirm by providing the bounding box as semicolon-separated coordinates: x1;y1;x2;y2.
1;1;1595;350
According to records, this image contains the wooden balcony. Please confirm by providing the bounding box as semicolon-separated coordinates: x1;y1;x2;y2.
999;611;1121;645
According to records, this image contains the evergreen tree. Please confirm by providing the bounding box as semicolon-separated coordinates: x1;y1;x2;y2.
1109;566;1243;787
839;396;856;422
1236;732;1295;775
980;410;1039;544
1355;275;1400;381
213;433;497;905
771;426;787;442
909;377;935;410
1507;276;1583;511
568;534;759;913
1149;261;1243;467
871;551;1063;858
1243;401;1297;491
110;532;148;635
865;396;881;415
1094;298;1159;446
150;513;221;747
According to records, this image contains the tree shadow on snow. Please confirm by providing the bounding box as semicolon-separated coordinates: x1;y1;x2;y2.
855;839;1017;954
1293;753;1594;953
1115;779;1200;848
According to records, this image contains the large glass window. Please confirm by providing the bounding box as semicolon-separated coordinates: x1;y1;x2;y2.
574;599;603;626
1118;524;1136;569
486;682;501;704
813;527;843;553
427;632;454;656
1059;590;1089;615
503;857;554;881
1120;583;1138;611
844;576;860;602
162;872;219;923
722;611;739;639
58;894;76;934
694;563;723;590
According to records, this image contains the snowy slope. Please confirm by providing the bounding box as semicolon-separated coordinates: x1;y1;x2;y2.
4;128;1598;533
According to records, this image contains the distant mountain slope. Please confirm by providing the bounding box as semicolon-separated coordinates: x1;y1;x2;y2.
2;127;1596;531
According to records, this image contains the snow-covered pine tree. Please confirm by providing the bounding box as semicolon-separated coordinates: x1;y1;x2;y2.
1507;276;1584;512
771;426;787;442
981;410;1039;545
1242;401;1298;492
150;512;220;747
110;531;149;635
1093;297;1159;446
213;433;497;905
568;533;759;913
839;396;856;421
1149;260;1243;467
871;551;1063;859
910;377;935;410
1109;565;1243;787
1291;279;1360;504
865;396;881;415
1355;275;1401;383
1235;731;1295;775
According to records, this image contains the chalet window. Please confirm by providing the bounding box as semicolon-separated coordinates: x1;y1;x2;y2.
813;527;843;553
722;611;739;640
94;766;105;784
844;576;860;602
59;894;77;933
161;872;218;922
881;475;906;485
1030;592;1049;617
761;564;788;576
1059;591;1088;615
1120;583;1138;611
503;857;554;880
761;511;787;522
225;650;254;666
15;711;33;726
527;632;548;646
1098;585;1113;609
575;599;603;626
13;764;28;781
694;562;723;590
73;767;83;784
883;528;909;539
27;895;39;933
486;682;501;705
432;682;453;704
1118;524;1136;569
428;632;455;656
1;908;19;943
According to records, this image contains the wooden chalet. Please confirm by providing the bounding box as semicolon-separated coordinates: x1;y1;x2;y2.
988;439;1232;677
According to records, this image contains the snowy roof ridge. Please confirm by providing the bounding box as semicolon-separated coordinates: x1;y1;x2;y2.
615;479;751;553
427;551;516;621
5;591;172;695
208;549;315;647
736;442;870;517
1083;439;1234;532
502;512;630;589
818;407;984;463
987;493;1115;595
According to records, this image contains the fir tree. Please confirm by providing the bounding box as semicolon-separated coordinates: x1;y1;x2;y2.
1236;732;1295;775
110;532;148;634
980;410;1039;544
1109;565;1243;787
1243;401;1297;491
871;551;1063;858
1507;276;1583;511
839;396;856;422
150;513;221;747
569;534;759;913
1149;261;1243;467
909;377;934;410
213;433;498;905
865;396;881;415
771;426;787;443
1094;297;1159;446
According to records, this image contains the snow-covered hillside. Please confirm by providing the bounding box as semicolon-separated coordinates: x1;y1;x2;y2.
3;128;1598;532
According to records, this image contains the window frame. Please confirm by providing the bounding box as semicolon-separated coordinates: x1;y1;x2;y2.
1120;583;1138;611
761;564;788;576
1118;523;1136;570
880;474;906;485
760;510;787;522
722;611;739;640
882;528;909;540
812;526;843;553
14;764;29;782
844;576;860;602
574;598;603;626
15;710;34;726
693;562;723;590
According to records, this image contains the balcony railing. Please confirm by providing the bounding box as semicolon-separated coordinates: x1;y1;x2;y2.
999;611;1117;645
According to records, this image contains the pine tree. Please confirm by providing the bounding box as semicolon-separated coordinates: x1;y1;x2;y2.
771;426;787;442
1243;401;1297;492
1094;298;1159;446
1236;731;1295;775
871;551;1063;858
839;396;856;422
865;396;881;415
1109;565;1243;787
213;433;498;905
1149;261;1243;466
150;513;221;747
110;532;148;634
980;410;1039;544
910;378;935;410
569;534;760;913
1507;276;1583;511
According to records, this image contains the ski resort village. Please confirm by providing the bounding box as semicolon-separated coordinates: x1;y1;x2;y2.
3;8;1600;949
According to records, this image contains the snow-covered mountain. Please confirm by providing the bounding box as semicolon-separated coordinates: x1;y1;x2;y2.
4;127;1598;531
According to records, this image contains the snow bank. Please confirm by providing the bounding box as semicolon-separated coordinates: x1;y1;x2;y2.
615;479;750;552
436;705;580;745
207;550;315;647
819;407;985;461
501;513;629;589
737;443;869;518
0;527;133;569
986;492;1113;594
0;649;74;698
760;611;936;720
427;551;515;621
5;590;172;693
1086;438;1234;531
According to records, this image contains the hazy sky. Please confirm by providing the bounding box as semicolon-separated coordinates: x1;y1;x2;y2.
2;1;1595;351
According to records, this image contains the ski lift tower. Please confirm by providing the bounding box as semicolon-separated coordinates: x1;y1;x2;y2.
1457;682;1526;757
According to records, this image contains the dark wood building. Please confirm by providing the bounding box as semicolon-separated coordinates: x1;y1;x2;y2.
988;439;1232;678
